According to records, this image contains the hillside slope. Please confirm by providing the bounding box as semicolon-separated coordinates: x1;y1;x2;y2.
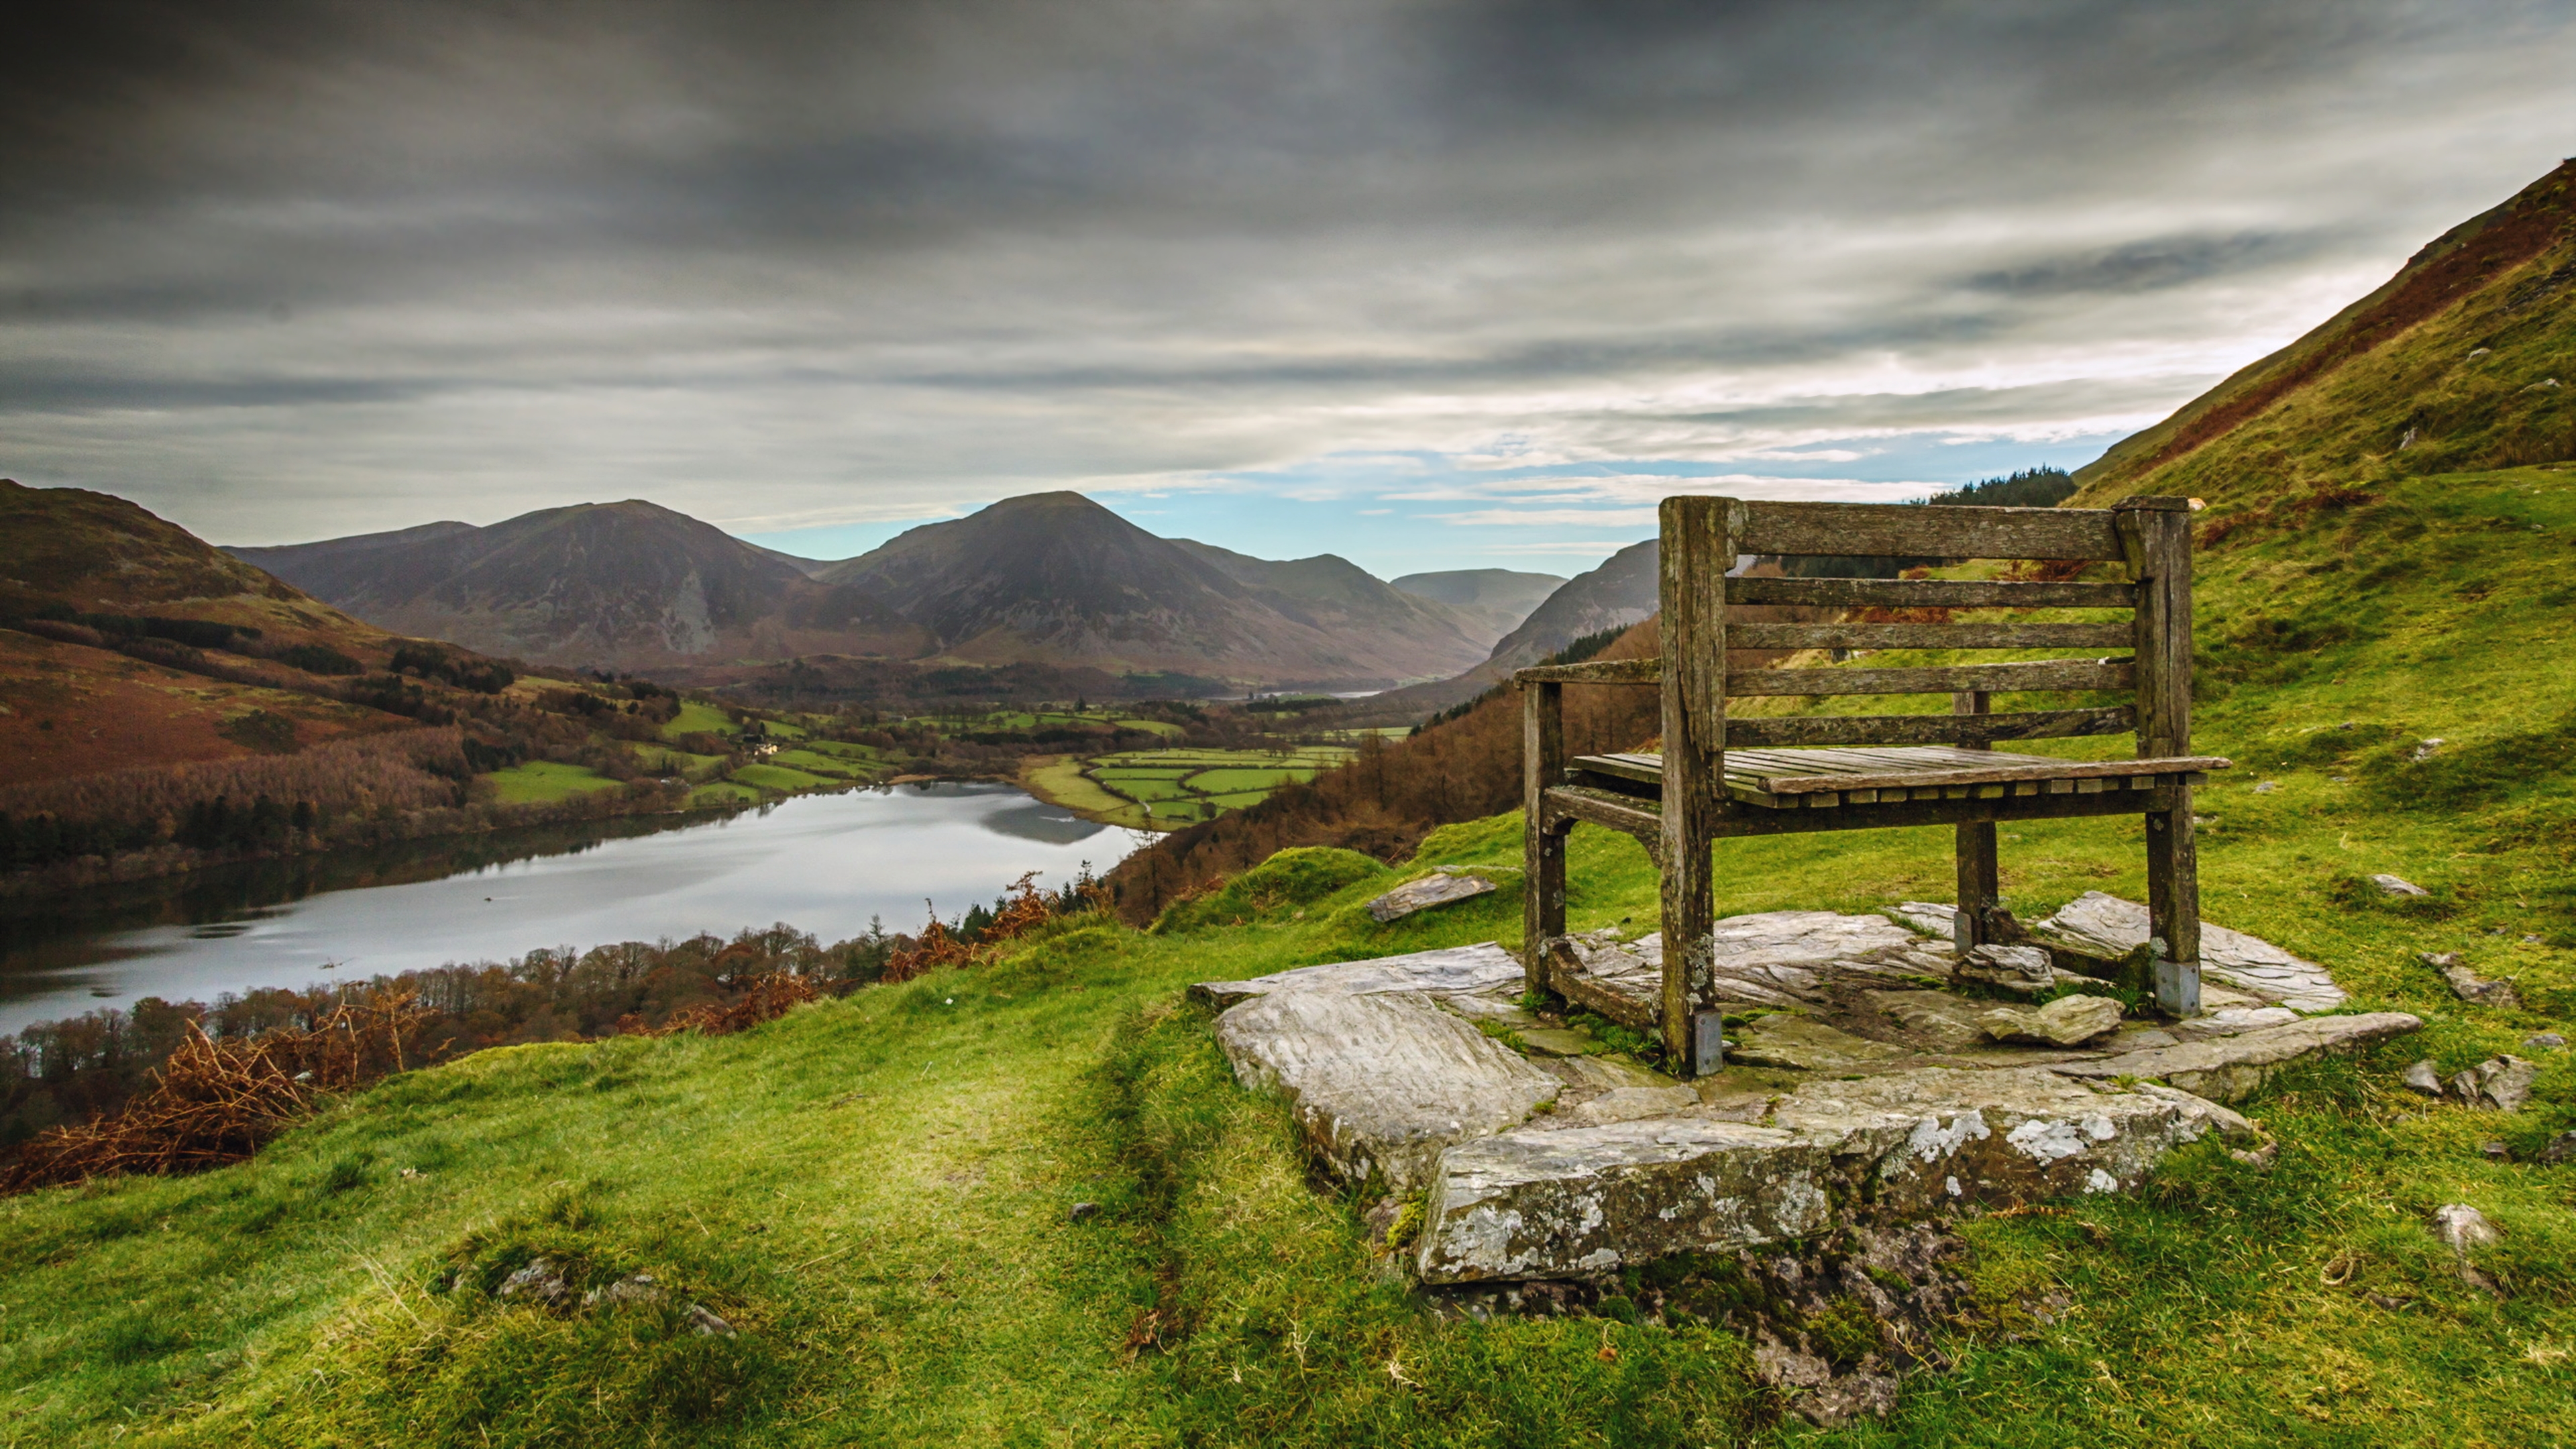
824;492;1485;685
0;482;435;786
1387;567;1566;648
5;469;2573;1444
1170;540;1491;670
233;501;930;676
2075;158;2575;506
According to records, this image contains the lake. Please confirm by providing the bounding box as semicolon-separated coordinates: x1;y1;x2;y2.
0;784;1142;1034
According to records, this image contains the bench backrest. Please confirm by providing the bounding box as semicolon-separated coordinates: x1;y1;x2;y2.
1656;494;2194;763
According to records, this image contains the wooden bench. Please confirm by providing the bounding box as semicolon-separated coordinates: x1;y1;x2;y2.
1516;494;2226;1075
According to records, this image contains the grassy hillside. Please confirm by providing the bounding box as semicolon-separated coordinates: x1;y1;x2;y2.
5;462;2576;1444
2074;159;2574;506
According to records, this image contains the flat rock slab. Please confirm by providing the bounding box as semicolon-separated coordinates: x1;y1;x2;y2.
2053;1012;2422;1102
1214;988;1559;1192
1192;942;1524;1010
1730;1014;1907;1071
1366;871;1499;923
1417;1068;2236;1283
2029;892;2348;1012
1563;912;1955;1014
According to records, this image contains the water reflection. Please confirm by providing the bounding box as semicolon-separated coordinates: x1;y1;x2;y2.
0;784;1134;1033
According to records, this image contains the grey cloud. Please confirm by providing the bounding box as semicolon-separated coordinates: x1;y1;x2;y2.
1962;231;2345;298
3;0;2574;548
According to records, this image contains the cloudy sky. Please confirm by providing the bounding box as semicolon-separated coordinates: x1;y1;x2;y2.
5;1;2574;577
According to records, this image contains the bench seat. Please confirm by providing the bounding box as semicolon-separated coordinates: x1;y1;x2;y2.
1570;745;2230;810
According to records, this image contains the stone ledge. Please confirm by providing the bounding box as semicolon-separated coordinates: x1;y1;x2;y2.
1191;942;1523;1010
1417;1068;2236;1283
2049;1012;2423;1102
1214;987;1558;1192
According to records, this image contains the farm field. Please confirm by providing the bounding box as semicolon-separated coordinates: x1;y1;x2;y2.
657;700;735;740
895;707;1186;739
1031;746;1353;828
480;761;626;805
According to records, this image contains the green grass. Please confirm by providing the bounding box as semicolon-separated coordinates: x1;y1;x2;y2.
727;763;836;793
0;814;2567;1446
1180;767;1313;793
629;743;729;780
10;470;2576;1443
686;781;763;807
481;761;627;805
659;701;735;741
768;749;866;779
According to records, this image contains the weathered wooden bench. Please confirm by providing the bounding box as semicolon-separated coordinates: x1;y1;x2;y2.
1516;494;2226;1075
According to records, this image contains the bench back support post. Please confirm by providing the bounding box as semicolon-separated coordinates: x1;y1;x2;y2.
1521;680;1567;992
2116;496;2202;1014
1951;690;2002;953
1658;496;1737;1073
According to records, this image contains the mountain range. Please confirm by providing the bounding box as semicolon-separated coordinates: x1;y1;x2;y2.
229;490;1543;688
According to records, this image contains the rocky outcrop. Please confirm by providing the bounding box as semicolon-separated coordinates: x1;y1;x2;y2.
2027;892;2347;1012
1364;869;1500;923
1191;942;1523;1011
1416;1069;2239;1283
1213;985;1558;1191
2051;1012;2422;1102
1978;995;2124;1046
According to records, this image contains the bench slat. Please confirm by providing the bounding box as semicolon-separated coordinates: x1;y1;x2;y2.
1725;578;2137;608
1727;622;2133;651
1570;747;2229;797
1727;657;2133;698
1723;706;2135;747
1514;657;1662;684
1737;501;2127;561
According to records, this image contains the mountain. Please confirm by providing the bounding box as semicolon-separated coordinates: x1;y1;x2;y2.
232;500;930;674
1319;539;1663;721
1479;539;1661;672
0;480;427;786
1387;568;1566;649
2075;157;2576;506
818;492;1489;684
1170;540;1492;667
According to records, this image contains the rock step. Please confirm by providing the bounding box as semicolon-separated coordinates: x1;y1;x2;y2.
1213;983;1558;1193
1417;1068;2247;1283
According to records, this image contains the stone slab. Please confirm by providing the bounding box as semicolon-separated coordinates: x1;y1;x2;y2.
1868;991;1991;1053
1564;912;1955;1014
1514;1026;1597;1057
1979;994;2125;1046
2051;1012;2422;1102
2028;892;2347;1012
1417;1068;2236;1283
1192;942;1524;1010
1729;1014;1907;1071
1366;871;1499;923
1214;988;1559;1191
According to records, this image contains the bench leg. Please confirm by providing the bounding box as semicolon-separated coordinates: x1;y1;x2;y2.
1525;817;1568;996
1953;821;1999;955
2146;788;2203;1016
1660;817;1716;1074
1522;680;1565;994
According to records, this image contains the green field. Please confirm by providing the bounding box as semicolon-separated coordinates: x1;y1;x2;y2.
769;749;867;779
1046;747;1354;829
628;743;729;780
685;780;763;807
727;763;837;793
658;700;734;740
480;761;626;804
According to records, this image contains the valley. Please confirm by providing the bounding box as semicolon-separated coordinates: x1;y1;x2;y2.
0;152;2572;1449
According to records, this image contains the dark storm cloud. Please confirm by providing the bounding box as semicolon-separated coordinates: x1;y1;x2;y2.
2;0;2573;551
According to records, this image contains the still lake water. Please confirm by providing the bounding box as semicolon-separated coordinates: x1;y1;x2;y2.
0;784;1142;1034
